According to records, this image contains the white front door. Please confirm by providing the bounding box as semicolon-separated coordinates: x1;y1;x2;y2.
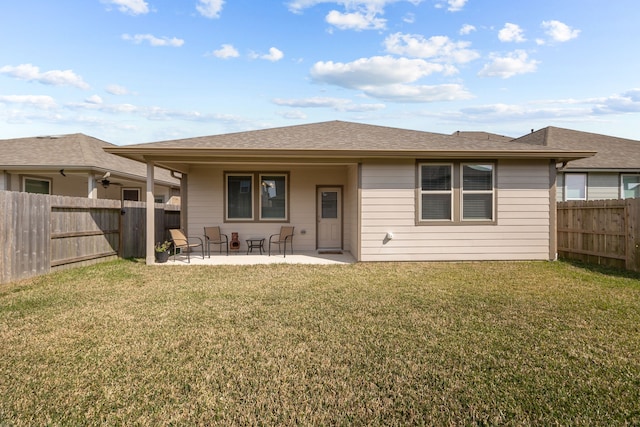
317;187;342;249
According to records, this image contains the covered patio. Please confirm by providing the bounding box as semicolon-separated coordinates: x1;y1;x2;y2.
157;250;356;266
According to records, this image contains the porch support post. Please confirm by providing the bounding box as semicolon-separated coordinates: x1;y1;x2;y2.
146;161;156;265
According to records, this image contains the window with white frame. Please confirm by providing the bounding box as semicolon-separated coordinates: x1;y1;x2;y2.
565;173;587;200
226;172;288;221
621;174;640;199
419;162;495;223
23;177;51;194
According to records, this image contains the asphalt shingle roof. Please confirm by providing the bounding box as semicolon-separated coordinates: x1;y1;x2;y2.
109;121;592;160
0;133;178;184
512;126;640;170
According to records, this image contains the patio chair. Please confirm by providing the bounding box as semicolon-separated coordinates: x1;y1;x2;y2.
169;229;204;263
204;226;229;257
268;226;294;257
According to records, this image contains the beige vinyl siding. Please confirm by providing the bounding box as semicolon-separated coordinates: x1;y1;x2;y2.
360;159;552;261
187;164;354;253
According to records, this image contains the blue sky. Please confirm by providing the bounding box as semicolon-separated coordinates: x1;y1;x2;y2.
1;0;639;145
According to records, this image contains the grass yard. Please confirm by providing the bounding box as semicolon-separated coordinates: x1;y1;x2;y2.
1;260;639;426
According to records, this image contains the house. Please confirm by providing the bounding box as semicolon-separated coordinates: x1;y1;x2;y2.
0;133;180;202
510;126;640;201
105;121;594;264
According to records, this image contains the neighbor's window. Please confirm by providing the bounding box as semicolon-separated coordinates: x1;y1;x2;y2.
23;177;51;194
419;162;495;223
227;174;254;220
122;188;140;202
260;174;287;220
565;173;587;200
621;175;640;199
462;164;494;220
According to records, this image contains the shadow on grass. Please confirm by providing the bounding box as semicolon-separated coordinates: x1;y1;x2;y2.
560;258;640;282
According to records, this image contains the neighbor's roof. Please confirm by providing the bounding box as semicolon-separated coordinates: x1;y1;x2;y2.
0;133;178;185
106;121;594;170
511;126;640;170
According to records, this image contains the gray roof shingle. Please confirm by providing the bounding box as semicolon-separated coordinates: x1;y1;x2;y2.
0;133;178;184
512;126;640;170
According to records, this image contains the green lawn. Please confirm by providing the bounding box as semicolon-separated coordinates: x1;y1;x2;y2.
1;260;639;426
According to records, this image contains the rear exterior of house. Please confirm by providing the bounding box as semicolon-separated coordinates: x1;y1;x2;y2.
106;121;593;263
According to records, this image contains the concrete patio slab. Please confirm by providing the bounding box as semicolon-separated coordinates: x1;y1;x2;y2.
156;250;356;266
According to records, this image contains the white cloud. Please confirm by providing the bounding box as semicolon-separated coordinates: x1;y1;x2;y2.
287;0;423;14
326;10;386;30
478;50;539;79
106;84;130;95
85;95;103;104
498;23;526;43
459;24;476;35
362;83;472;102
102;0;149;15
272;97;385;112
310;56;472;102
196;0;224;19
447;0;467;12
541;20;580;43
383;33;480;64
0;95;57;109
311;56;445;88
211;44;240;59
251;47;284;62
592;89;640;114
122;34;184;47
0;64;90;89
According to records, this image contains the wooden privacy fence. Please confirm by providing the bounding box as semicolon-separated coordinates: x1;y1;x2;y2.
0;191;180;285
557;199;640;271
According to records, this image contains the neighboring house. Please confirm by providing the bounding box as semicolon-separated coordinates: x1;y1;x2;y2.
510;126;640;201
106;121;594;263
0;133;180;203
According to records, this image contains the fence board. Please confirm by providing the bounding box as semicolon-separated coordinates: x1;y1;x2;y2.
557;199;640;271
1;191;180;284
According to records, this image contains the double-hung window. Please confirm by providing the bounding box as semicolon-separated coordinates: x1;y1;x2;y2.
226;172;288;221
419;162;495;223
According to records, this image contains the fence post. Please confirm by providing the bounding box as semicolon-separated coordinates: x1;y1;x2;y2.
627;198;640;272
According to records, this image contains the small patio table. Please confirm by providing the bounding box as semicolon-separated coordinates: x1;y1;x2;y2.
246;237;265;255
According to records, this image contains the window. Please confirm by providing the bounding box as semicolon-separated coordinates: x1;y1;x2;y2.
227;174;253;220
226;173;288;221
23;177;51;194
462;164;494;220
420;164;453;221
260;175;287;220
621;175;640;199
122;188;140;201
418;162;494;223
565;173;587;200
